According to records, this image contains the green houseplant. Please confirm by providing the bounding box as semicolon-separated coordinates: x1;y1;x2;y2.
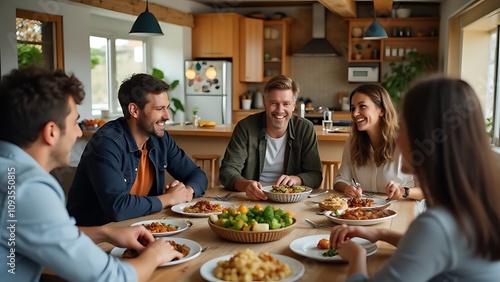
354;43;363;60
383;51;435;107
151;68;183;120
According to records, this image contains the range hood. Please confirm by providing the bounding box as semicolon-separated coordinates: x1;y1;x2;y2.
294;3;340;57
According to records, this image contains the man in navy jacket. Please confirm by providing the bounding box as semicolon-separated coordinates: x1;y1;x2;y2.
68;74;207;226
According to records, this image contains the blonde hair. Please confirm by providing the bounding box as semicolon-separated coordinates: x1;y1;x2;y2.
263;74;299;101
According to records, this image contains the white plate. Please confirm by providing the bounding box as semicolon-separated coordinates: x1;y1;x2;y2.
324;209;397;226
171;201;235;217
110;237;202;266
342;197;393;209
130;219;189;237
200;253;305;282
289;235;378;262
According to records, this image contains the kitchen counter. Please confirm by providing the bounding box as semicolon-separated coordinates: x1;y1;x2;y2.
80;125;349;180
83;124;349;142
163;124;349;142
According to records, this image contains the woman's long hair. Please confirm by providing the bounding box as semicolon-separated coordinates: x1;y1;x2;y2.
401;77;500;260
350;84;399;166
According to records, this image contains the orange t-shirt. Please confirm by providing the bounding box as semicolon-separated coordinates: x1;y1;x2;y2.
129;147;154;196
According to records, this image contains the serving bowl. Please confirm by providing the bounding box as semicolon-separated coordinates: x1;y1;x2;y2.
396;8;411;18
262;186;313;203
208;218;297;243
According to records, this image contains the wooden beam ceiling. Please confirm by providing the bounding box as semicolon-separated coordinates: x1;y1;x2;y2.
319;0;356;18
67;0;194;27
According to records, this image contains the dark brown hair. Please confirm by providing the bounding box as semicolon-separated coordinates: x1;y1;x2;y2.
402;76;500;260
263;74;299;101
0;66;85;147
349;84;399;166
118;73;170;119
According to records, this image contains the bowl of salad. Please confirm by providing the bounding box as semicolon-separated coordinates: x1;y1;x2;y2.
208;204;296;243
262;185;313;203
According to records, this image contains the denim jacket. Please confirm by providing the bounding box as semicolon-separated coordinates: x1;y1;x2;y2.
220;112;322;190
67;118;207;226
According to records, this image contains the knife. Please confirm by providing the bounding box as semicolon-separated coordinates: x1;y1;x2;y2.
308;190;329;198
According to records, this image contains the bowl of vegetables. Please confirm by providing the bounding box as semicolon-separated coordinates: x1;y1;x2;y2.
208;204;296;243
262;185;313;203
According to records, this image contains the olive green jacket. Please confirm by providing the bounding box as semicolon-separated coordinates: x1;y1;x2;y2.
220;112;322;190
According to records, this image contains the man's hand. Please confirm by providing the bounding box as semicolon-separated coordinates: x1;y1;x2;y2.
159;180;193;208
104;225;155;252
276;175;302;187
235;179;267;200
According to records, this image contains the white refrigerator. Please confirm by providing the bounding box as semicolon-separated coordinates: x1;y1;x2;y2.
184;60;232;124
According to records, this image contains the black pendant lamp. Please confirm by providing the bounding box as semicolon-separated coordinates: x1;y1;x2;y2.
129;0;164;36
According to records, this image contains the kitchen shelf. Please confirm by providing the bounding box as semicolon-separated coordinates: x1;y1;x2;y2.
347;17;440;64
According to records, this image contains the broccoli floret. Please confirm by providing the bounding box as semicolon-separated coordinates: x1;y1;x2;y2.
263;205;274;221
269;218;282;230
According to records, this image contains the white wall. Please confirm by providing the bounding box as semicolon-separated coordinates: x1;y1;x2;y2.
439;0;475;71
0;0;93;118
150;22;192;123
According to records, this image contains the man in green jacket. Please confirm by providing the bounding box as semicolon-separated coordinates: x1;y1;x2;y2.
220;75;322;200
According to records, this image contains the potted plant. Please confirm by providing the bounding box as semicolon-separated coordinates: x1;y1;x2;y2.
354;43;363;60
383;51;435;108
486;117;494;142
151;68;184;121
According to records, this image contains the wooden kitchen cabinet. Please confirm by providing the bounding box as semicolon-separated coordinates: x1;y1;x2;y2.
263;19;292;81
239;17;264;82
347;17;440;63
192;13;241;58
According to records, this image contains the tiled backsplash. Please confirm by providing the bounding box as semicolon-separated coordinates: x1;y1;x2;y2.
291;56;355;110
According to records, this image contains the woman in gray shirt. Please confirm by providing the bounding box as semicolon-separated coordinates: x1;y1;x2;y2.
329;77;500;281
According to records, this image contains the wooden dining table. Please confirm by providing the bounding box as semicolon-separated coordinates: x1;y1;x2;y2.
99;188;419;281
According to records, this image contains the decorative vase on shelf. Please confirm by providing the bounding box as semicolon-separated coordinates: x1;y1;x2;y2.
355;53;362;60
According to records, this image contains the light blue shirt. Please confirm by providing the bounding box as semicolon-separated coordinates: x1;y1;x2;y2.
0;141;137;281
348;207;500;282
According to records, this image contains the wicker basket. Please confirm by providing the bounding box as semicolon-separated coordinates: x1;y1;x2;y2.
208;219;296;243
262;187;313;203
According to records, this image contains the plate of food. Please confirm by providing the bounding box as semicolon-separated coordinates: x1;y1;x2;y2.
343;197;393;209
130;219;189;237
324;208;397;226
110;237;202;266
318;194;348;211
290;235;378;262
171;200;235;217
200;249;304;282
261;185;312;203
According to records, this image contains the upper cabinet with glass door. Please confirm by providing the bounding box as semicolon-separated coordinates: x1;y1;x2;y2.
263;19;292;81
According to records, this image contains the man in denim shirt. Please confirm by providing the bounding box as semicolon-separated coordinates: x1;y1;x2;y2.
220;75;322;200
68;74;207;226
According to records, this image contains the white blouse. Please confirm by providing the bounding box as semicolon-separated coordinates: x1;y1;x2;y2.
334;136;415;194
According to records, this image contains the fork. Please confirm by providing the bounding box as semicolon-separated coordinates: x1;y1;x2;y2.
304;218;334;229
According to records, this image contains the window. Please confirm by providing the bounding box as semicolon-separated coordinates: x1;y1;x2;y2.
490;26;500;146
16;9;64;70
90;36;146;116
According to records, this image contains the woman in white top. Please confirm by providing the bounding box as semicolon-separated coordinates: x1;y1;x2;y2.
333;84;424;200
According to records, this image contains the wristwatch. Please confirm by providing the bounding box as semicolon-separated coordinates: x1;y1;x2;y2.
403;186;410;198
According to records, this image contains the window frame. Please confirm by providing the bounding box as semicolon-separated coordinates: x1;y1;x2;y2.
16;9;64;70
89;32;149;116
